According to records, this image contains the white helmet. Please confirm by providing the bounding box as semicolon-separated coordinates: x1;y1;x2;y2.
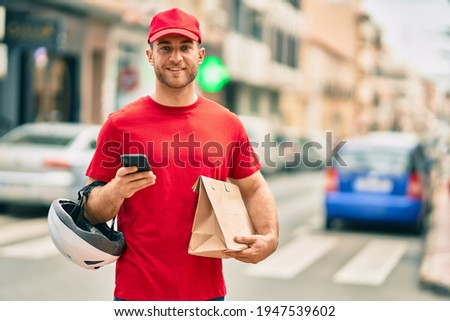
48;183;125;270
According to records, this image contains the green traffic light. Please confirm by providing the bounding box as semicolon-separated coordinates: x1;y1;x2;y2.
197;56;231;93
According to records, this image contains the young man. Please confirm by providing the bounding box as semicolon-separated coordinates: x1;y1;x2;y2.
84;8;279;301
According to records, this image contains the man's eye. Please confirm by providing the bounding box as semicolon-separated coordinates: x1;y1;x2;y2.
181;46;192;51
160;47;171;51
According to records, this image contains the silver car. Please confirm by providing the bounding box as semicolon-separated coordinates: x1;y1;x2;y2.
0;122;100;206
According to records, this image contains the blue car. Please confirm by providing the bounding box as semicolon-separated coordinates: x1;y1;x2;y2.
324;132;432;233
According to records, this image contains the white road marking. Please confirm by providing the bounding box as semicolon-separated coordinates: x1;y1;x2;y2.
333;239;408;286
0;235;59;260
245;234;338;279
0;218;49;246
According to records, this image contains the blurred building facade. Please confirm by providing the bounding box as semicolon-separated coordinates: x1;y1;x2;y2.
0;0;303;136
300;0;358;142
222;0;302;128
0;0;446;141
353;8;442;140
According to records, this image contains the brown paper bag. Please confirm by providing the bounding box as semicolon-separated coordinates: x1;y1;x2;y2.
188;175;255;258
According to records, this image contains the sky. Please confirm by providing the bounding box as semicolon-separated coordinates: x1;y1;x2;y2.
362;0;450;88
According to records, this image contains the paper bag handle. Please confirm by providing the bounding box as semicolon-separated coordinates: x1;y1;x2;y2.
210;180;230;193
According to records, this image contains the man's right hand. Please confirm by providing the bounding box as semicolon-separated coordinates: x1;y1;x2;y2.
84;167;156;224
110;166;157;199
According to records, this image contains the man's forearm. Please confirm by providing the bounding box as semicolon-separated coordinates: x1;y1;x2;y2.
84;183;124;225
230;172;279;243
245;183;279;241
221;172;279;263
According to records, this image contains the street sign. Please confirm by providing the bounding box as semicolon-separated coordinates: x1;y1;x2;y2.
5;18;60;49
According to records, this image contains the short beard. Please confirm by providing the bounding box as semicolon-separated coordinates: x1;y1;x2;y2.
154;66;198;89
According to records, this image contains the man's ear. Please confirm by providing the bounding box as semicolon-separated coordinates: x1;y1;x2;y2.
146;48;154;65
198;47;205;65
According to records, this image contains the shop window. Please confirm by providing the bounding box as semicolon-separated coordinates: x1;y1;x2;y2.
32;47;78;123
115;44;141;110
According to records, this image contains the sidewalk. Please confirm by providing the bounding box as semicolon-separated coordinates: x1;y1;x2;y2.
420;177;450;295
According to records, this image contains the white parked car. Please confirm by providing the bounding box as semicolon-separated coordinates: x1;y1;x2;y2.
0;122;100;206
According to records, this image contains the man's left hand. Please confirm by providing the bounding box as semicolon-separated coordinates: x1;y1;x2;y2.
224;234;277;264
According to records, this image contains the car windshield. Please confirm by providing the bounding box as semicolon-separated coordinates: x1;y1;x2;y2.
1;132;74;146
340;148;410;174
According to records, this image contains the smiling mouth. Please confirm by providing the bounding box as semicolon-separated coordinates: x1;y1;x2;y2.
167;67;184;71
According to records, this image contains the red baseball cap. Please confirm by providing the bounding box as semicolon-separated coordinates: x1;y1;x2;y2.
147;8;202;44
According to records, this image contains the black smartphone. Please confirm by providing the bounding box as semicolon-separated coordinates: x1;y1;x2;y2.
120;154;151;172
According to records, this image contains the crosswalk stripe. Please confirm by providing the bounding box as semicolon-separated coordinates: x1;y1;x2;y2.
245;234;338;279
0;218;49;247
0;235;59;260
333;239;408;286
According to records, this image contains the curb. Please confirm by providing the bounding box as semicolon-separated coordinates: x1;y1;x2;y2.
419;180;450;295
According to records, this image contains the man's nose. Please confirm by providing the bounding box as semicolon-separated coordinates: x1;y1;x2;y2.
169;50;182;63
